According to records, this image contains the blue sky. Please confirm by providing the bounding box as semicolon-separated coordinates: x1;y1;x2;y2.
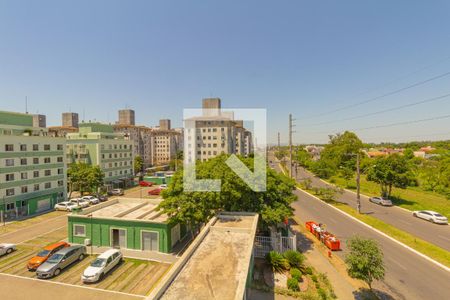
1;0;450;144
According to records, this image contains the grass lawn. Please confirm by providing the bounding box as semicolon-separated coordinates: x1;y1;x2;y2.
330;175;450;218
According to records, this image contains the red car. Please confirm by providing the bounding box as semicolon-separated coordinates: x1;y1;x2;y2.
148;188;161;195
139;181;153;187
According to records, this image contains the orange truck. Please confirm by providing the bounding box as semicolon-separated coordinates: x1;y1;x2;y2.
27;241;70;270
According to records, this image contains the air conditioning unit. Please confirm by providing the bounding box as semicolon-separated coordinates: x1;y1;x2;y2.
84;239;91;246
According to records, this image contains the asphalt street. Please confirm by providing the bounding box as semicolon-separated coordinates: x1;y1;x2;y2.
271;158;450;300
294;165;450;251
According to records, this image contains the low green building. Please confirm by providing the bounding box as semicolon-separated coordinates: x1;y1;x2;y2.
68;198;185;253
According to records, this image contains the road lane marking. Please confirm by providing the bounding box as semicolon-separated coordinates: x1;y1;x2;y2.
388;258;408;271
16;225;67;245
0;272;146;298
0;213;67;238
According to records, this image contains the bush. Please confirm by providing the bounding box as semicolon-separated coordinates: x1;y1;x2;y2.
290;268;302;281
305;266;313;275
266;251;289;273
287;277;300;291
317;288;327;300
311;274;318;283
283;250;305;269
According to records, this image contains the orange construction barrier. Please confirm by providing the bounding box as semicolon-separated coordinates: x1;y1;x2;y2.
305;221;341;251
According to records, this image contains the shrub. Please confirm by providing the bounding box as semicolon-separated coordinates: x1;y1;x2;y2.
311;274;318;283
266;251;289;273
317;288;327;300
287;278;300;291
283;250;305;269
305;266;313;275
290;268;302;281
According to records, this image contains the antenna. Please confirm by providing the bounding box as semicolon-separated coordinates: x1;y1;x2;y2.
83;108;85;122
25;96;28;114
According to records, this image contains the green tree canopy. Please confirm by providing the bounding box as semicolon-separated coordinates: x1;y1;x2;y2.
134;155;143;174
158;155;296;230
68;163;105;197
345;236;385;290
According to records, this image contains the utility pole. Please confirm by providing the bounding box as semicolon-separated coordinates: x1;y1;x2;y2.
356;152;361;213
288;114;295;178
277;132;280;149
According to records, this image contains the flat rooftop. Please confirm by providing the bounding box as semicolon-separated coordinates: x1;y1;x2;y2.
77;198;168;223
159;212;258;300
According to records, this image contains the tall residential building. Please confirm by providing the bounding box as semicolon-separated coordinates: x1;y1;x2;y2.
113;124;152;169
150;127;181;166
62;112;79;128
185;98;253;163
118;109;135;126
0;111;67;221
66;123;134;188
32;114;46;128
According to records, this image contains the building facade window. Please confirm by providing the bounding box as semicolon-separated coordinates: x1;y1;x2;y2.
21;186;28;193
58;168;63;175
73;224;86;237
33;144;39;151
44;157;51;163
21;172;28;180
5;159;14;166
44;144;51;150
5;174;14;181
6;188;15;196
57;180;64;187
57;157;63;163
33;171;39;178
5;144;14;151
34;184;40;191
33;157;39;164
20;144;27;151
20;158;27;165
57;144;63;150
45;182;51;189
6;202;15;210
44;170;51;176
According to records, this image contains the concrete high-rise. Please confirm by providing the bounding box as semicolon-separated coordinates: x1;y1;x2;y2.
62;112;79;128
159;119;171;131
32;114;46;128
118;109;135;126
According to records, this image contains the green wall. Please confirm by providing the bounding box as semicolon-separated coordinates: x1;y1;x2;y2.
68;216;179;253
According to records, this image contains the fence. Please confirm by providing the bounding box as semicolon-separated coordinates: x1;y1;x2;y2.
254;232;297;258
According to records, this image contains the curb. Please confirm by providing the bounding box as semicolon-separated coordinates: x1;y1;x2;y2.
294;186;450;273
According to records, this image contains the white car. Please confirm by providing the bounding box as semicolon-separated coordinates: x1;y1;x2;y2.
0;243;16;256
110;189;124;196
82;196;100;205
81;249;123;283
54;201;80;211
70;198;90;208
369;197;393;206
413;210;448;224
159;184;168;189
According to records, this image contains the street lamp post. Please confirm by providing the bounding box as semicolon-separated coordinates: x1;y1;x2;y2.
356;153;361;214
87;213;93;255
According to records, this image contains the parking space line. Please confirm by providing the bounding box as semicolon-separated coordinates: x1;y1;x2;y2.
0;214;67;239
0;272;146;298
17;225;67;245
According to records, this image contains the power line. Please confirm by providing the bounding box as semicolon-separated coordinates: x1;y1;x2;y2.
362;131;450;142
301;70;450;120
306;92;450;126
310;114;450;135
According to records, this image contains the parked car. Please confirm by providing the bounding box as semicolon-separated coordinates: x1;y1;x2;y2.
148;188;161;195
369;197;393;206
27;242;70;270
110;189;124;196
54;201;80;212
70;198;90;208
159;184;168;189
0;243;16;256
81;249;123;283
36;245;86;279
97;194;108;202
82;196;100;205
413;210;448;224
139;181;153;187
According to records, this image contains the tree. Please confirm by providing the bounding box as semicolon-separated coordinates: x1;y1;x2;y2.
68;163;105;196
366;154;412;198
296;149;312;168
134;155;143;174
158;154;296;233
345;236;385;290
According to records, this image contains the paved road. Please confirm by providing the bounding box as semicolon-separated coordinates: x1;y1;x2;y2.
292;165;450;251
271;157;450;300
0;213;67;244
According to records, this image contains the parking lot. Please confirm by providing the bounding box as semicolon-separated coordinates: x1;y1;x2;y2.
0;212;171;297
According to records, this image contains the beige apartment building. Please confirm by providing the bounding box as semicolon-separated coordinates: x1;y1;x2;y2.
185;98;253;163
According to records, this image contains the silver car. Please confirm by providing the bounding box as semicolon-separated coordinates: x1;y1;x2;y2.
36;245;86;278
369;197;393;206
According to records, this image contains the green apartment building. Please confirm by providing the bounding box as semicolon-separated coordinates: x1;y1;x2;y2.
66;123;134;188
0;111;67;221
